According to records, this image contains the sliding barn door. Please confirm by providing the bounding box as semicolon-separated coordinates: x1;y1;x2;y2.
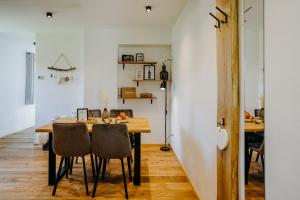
216;0;240;199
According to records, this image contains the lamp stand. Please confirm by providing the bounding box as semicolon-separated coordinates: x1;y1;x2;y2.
160;86;170;151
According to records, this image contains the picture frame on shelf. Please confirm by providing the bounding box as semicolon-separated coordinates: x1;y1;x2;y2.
77;108;88;121
122;55;134;62
136;53;144;62
143;65;155;80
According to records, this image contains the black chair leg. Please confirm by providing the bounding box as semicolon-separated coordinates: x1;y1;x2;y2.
121;158;128;199
90;153;95;179
52;157;64;196
69;157;74;175
65;157;69;179
98;158;102;172
92;159;101;198
130;155;133;163
261;155;265;171
95;156;99;172
127;156;132;181
75;156;79;163
102;159;107;180
82;156;89;195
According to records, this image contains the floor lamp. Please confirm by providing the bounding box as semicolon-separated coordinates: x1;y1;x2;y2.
160;63;170;151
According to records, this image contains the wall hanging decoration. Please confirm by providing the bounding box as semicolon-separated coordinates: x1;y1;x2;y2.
47;54;77;84
143;65;155;80
48;54;76;71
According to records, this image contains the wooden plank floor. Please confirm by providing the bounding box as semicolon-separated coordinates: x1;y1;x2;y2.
0;128;198;200
245;152;265;200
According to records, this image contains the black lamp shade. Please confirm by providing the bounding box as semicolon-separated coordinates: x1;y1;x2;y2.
160;81;167;90
46;12;53;18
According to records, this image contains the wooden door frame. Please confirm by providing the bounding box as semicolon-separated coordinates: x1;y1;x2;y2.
216;0;240;199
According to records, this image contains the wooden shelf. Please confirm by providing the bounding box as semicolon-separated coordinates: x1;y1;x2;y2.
118;61;157;69
132;79;172;87
119;97;157;104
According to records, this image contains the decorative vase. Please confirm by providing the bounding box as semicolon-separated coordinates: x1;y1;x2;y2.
102;108;109;120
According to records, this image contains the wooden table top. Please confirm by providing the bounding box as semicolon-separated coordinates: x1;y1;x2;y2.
244;121;264;133
35;117;151;133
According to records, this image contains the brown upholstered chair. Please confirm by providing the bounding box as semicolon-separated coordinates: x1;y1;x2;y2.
52;123;91;196
91;124;132;199
109;109;134;160
88;109;102;118
74;109;101;165
249;140;265;169
109;109;133;118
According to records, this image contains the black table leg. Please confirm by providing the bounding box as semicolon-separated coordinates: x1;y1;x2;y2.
133;133;141;186
245;133;250;185
48;132;56;186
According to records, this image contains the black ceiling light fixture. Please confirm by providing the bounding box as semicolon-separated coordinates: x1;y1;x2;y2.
46;12;53;18
146;6;152;12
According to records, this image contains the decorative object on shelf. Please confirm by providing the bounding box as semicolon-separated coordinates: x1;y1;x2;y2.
121;87;136;98
77;108;88;121
159;56;172;64
144;65;155;80
122;55;134;62
135;69;143;80
160;63;169;80
136;53;144;62
102;108;109;120
140;93;152;98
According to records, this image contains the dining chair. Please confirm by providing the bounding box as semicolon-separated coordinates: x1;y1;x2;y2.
74;109;101;165
91;124;132;199
52;123;91;196
249;140;265;170
109;109;133;118
88;109;102;118
246;140;264;183
109;109;135;157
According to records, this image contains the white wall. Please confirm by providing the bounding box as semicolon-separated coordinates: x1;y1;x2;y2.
83;28;171;143
244;0;264;113
0;32;36;137
265;0;300;199
35;33;84;126
244;30;260;112
171;0;217;199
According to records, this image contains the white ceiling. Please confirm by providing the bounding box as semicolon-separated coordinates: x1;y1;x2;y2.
0;0;187;33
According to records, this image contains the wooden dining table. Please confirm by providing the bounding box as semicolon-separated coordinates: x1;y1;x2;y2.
35;117;151;186
244;120;264;184
244;121;264;133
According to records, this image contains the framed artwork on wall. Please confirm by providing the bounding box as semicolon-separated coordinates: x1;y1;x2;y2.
143;65;155;80
122;55;134;62
136;53;144;62
77;108;88;121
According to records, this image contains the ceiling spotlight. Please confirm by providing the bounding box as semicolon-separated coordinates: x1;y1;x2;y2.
46;12;53;18
146;6;152;12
